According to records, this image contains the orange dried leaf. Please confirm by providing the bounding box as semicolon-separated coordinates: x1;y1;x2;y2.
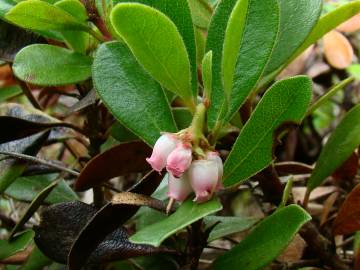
323;30;353;69
337;13;360;33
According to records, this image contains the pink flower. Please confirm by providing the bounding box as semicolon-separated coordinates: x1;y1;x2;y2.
166;144;192;177
189;160;219;203
167;173;192;202
206;151;224;190
146;134;178;173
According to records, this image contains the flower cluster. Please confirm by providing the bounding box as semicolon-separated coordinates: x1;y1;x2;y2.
146;133;223;203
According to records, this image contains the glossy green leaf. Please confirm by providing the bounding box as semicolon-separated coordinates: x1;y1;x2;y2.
0;85;22;102
307;104;360;191
5;174;78;204
224;76;312;187
0;230;34;260
110;122;138;143
0;0;15;18
205;216;259;242
130;198;222;247
55;0;90;53
205;0;237;129
110;3;194;106
93;41;177;145
264;0;322;76
5;0;89;32
10;180;60;239
223;0;280;123
117;0;198;97
290;1;360;67
13;44;92;86
213;205;311;270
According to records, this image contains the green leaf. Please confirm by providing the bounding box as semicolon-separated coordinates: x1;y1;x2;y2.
173;107;192;130
55;0;90;53
202;50;212;101
110;122;138;143
13;44;92;86
5;0;89;32
19;246;52;270
0;0;15;18
9;180;60;239
110;3;194;107
188;0;212;29
223;0;280;123
117;0;198;97
5;174;78;204
224;76;312;187
264;0;322;76
307;77;354;116
130;198;222;247
0;85;22;102
0;230;34;260
205;0;237;129
93;41;177;146
290;1;360;67
213;205;311;270
307;104;360;192
205;215;259;242
348;64;360;80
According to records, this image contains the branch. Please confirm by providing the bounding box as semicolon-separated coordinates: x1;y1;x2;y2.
0;151;80;177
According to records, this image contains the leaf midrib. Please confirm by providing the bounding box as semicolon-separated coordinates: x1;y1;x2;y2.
224;90;299;183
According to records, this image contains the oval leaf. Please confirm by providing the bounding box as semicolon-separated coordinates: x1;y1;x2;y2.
5;0;88;32
75;141;152;191
333;183;360;235
117;0;198;97
129;198;223;247
110;3;194;105
307;104;360;191
224;76;312;187
93;41;177;145
13;44;92;86
213;205;311;270
323;30;353;70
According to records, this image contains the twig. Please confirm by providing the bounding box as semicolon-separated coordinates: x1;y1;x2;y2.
0;151;80;176
17;80;43;110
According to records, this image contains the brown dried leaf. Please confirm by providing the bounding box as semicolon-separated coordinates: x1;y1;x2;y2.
323;30;353;69
333;183;360;235
34;200;170;265
320;192;339;226
75;141;152;191
332;151;358;181
274;161;313;176
292;186;338;204
68;170;163;269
